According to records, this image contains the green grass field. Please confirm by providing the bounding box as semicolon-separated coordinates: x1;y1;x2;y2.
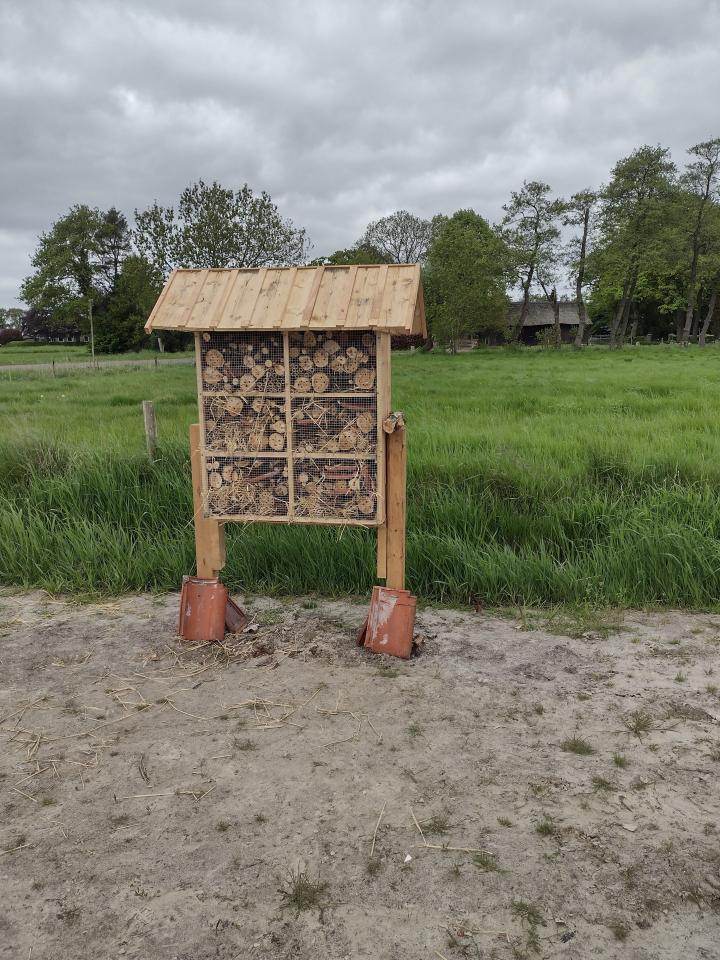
0;342;193;365
2;345;720;607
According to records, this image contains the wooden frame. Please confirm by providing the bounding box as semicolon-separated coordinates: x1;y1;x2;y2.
195;330;387;527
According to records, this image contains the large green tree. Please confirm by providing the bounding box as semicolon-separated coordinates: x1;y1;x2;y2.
357;210;437;264
563;189;597;347
21;204;104;329
679;138;720;343
134;180;309;276
594;146;676;347
425;209;510;352
94;255;163;353
500;181;565;341
96;207;132;293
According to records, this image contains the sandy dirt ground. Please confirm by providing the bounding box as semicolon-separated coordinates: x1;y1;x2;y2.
1;589;719;960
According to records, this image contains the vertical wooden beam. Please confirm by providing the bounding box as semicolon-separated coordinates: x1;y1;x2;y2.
375;332;392;579
384;422;406;591
282;331;295;518
189;423;226;579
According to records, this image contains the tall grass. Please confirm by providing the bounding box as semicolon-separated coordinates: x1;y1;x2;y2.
2;345;720;606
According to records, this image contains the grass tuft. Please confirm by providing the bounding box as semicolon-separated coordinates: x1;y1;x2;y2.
535;816;556;836
281;867;328;912
473;851;500;871
422;813;450;835
624;709;654;737
561;736;595;756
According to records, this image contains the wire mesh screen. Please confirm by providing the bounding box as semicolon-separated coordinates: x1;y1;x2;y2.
288;331;376;394
200;331;285;394
204;456;289;518
294;459;378;521
198;330;382;523
291;396;377;456
203;396;287;454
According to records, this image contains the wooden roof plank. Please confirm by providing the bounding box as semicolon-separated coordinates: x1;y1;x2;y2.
393;265;420;332
173;269;209;330
346;266;376;329
368;264;390;328
274;266;298;327
283;268;318;328
186;269;233;331
311;266;353;326
336;264;359;328
247;268;290;330
300;265;325;327
155;271;197;329
226;269;267;329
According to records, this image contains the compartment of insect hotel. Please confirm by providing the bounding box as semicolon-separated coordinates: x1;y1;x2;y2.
294;458;378;520
199;330;285;394
203;395;287;454
289;330;376;394
291;396;377;456
204;456;290;518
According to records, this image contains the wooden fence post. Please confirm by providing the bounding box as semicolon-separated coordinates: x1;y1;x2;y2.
189;423;226;579
384;415;407;591
142;400;157;460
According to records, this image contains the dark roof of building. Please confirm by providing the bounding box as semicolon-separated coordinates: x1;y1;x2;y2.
508;301;580;327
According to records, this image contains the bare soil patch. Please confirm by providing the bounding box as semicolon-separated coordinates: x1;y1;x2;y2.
1;590;719;959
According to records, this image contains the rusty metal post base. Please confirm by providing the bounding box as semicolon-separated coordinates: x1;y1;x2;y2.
178;577;249;642
356;585;417;659
178;576;228;643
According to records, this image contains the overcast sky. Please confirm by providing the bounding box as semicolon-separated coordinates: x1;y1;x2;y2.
1;0;719;307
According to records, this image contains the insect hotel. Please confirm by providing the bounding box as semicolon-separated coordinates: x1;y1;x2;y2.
145;264;425;657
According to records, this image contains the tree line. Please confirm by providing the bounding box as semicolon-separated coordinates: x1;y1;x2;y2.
9;136;720;353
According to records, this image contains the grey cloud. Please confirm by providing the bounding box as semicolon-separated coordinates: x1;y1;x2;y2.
1;0;719;305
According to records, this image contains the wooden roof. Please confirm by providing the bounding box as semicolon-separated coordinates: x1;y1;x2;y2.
145;264;425;336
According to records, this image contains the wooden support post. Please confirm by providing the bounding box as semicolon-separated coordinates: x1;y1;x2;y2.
384;416;407;591
142;400;157;460
189;423;226;579
376;332;392;580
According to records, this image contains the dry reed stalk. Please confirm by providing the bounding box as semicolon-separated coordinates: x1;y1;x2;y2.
410;807;490;856
370;800;387;859
10;785;38;803
116;792;176;800
164;700;224;722
0;698;43;727
1;843;31;856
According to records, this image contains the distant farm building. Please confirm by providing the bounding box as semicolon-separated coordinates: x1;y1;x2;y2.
509;301;584;345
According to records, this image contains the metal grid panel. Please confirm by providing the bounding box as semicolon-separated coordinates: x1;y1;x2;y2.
199;330;285;394
288;330;376;394
291;396;376;456
204;456;289;518
293;459;378;521
203;395;286;455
